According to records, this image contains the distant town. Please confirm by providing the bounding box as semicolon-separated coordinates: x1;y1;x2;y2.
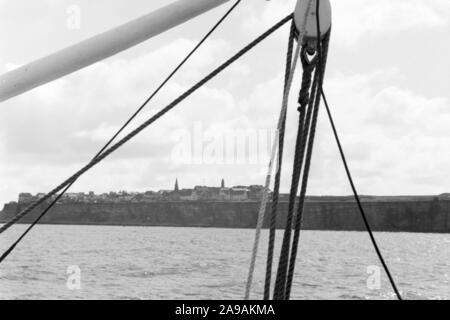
14;178;450;205
17;179;282;204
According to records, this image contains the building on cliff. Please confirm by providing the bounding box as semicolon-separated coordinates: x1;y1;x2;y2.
15;179;267;204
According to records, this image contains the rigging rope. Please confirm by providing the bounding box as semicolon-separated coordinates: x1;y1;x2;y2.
0;13;294;259
320;89;402;300
273;49;319;300
275;0;402;300
0;0;242;264
0;0;402;302
285;32;330;300
263;0;314;300
314;0;401;300
272;0;331;301
244;21;300;300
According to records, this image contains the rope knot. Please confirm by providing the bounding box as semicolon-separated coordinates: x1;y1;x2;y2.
297;47;316;112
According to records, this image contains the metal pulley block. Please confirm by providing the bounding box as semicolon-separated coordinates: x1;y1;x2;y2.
294;0;331;52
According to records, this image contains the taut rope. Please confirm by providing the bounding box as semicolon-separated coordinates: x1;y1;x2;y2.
244;21;299;300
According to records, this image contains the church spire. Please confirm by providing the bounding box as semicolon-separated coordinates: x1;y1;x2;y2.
221;178;225;188
174;178;179;192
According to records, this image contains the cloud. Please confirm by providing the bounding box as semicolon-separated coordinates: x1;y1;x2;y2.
241;0;294;33
0;0;449;206
307;69;450;196
332;0;449;46
1;56;449;204
241;0;450;46
0;36;259;203
0;38;234;160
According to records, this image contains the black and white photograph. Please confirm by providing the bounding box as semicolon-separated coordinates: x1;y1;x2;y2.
0;0;449;306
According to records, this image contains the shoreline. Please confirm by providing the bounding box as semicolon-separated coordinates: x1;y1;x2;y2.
1;220;449;234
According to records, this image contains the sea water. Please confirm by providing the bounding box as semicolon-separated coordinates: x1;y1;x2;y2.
0;225;448;299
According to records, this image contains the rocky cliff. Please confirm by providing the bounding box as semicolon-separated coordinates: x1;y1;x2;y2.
1;199;449;233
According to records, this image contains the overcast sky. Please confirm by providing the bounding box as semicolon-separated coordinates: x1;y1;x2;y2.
0;0;449;204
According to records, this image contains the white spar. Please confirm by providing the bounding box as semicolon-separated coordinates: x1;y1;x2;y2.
0;0;231;103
